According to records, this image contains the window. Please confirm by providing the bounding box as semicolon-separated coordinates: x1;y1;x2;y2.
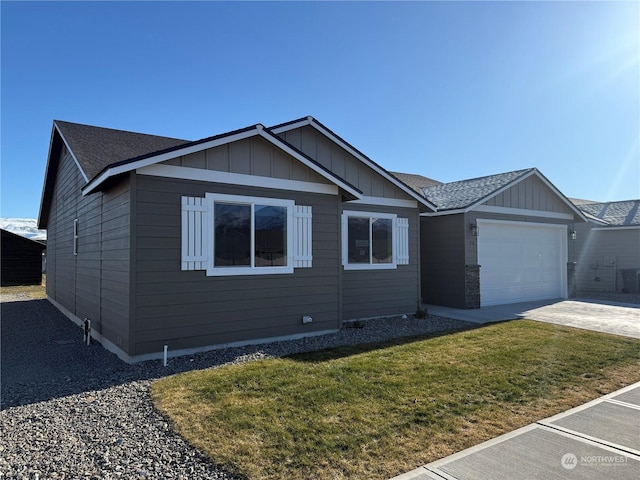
342;211;409;270
181;194;312;275
73;218;79;256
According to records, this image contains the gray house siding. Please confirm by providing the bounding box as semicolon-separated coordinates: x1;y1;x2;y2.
340;204;421;319
420;215;466;308
45;146;132;353
278;126;411;200
484;174;573;213
131;174;341;357
574;224;640;293
162;136;331;185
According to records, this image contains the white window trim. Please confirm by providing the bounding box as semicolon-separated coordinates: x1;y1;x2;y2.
341;210;398;270
73;218;79;256
205;193;295;276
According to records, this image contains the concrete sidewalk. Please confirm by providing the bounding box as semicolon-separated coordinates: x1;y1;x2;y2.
427;298;640;339
392;381;640;480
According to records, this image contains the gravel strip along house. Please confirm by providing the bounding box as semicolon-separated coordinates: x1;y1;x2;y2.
38;116;435;363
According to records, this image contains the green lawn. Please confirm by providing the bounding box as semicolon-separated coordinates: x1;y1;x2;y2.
151;320;640;480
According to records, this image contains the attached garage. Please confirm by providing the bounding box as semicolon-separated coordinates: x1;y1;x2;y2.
477;220;567;306
412;168;588;309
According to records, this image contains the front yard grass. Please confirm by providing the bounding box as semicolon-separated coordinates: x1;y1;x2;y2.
0;276;46;300
151;320;640;480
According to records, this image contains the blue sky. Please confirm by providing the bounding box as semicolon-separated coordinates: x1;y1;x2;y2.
2;1;639;219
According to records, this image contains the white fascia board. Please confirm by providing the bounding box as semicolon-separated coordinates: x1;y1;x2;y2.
347;196;418;209
272;118;436;210
463;169;537;214
463;168;589;222
269;117;312;134
54;123;89;182
136;164;340;196
420;208;467;217
82;127;261;195
307;121;437;210
592;225;640;231
472;205;575;220
256;129;361;199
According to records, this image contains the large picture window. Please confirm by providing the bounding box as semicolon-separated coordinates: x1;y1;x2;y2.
342;211;398;270
182;194;312;275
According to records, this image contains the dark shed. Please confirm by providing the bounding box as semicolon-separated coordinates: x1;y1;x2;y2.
1;229;46;286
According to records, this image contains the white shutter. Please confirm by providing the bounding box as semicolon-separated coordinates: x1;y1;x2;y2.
396;217;409;265
293;205;312;268
181;196;209;271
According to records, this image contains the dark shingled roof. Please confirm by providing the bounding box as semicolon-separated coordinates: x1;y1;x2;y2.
54;120;190;180
390;172;442;194
422;168;533;211
578;200;640;226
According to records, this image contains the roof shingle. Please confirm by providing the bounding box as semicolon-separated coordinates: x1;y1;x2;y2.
54;120;190;180
578;200;640;226
422;168;533;210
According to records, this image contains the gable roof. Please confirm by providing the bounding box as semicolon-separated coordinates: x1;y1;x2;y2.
39;120;365;228
420;168;587;221
389;172;442;194
422;169;533;210
270;116;437;211
1;229;46;250
578;200;640;226
80;123;361;198
55;120;191;180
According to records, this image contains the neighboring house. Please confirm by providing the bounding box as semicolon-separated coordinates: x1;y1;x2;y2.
1;229;46;286
573;200;640;294
37;117;433;363
398;168;588;308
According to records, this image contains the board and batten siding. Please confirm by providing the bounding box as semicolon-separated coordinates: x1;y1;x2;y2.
278;126;413;200
420;214;467;308
132;174;341;357
161;135;332;185
45;146;132;353
574;224;640;293
340;204;421;319
483;174;574;213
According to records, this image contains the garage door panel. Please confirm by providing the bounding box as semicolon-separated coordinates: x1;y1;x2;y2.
478;221;566;306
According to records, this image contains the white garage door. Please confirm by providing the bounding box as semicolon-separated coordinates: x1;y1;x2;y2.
477;221;567;306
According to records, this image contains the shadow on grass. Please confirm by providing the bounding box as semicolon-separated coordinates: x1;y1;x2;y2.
287;323;488;364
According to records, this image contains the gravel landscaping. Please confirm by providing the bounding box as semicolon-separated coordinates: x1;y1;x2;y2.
0;298;471;479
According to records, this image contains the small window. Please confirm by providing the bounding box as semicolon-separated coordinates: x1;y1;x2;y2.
73;218;79;256
342;211;398;270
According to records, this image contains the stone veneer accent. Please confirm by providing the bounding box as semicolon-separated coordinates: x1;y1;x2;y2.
465;264;481;309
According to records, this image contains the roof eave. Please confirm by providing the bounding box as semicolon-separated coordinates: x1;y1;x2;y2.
272;116;437;212
82;124;363;199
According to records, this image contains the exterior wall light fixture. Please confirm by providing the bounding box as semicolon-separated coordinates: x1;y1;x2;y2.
470;222;479;237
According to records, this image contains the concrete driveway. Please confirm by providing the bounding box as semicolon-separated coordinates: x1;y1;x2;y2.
428;297;640;339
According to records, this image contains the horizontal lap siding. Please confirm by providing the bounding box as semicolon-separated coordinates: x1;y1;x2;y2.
43;145;132;354
575;225;640;293
100;180;131;351
132;175;340;356
341;205;420;319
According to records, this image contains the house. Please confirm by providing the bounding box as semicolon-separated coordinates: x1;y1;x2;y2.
37;117;433;363
399;168;588;308
573;200;640;294
1;229;46;286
